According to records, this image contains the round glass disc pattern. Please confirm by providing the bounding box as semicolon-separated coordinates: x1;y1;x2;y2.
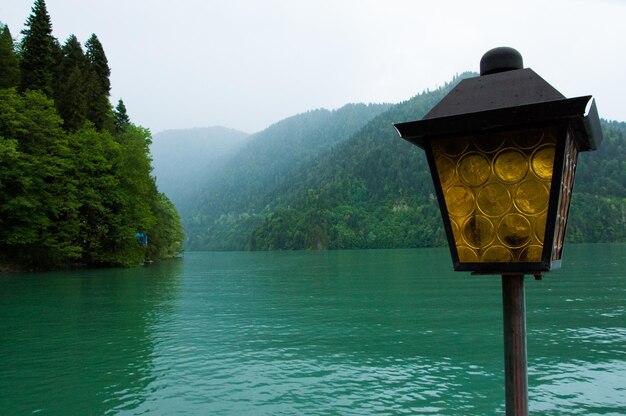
432;127;557;263
531;144;556;180
494;149;528;183
458;153;491;186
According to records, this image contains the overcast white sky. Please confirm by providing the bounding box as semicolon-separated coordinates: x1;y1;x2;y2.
2;0;625;134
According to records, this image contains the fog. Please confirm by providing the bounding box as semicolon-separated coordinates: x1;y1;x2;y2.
2;0;625;134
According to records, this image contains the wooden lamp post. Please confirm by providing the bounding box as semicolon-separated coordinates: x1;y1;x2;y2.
394;47;602;415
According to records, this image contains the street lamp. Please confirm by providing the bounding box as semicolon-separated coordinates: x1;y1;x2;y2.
394;47;602;415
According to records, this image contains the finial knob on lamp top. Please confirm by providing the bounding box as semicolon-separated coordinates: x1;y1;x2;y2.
480;47;523;76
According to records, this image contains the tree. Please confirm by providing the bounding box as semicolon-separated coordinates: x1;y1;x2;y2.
114;99;130;132
0;1;185;269
0;89;80;268
66;126;121;264
55;35;88;131
85;33;111;130
146;192;185;261
0;24;20;88
19;0;56;96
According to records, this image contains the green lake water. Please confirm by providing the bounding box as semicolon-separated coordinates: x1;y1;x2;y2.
1;244;624;415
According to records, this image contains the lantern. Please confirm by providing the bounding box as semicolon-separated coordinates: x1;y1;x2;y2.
394;47;602;275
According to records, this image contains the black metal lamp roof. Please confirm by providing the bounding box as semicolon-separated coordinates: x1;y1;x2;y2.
395;48;602;152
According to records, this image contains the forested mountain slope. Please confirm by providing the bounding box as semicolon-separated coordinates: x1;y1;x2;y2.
248;74;472;250
179;71;625;252
567;120;626;242
182;103;391;250
151;126;249;209
250;117;626;250
247;75;626;251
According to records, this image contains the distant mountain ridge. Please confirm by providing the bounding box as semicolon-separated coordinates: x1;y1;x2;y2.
247;77;626;250
151;126;249;209
180;103;392;250
151;73;626;251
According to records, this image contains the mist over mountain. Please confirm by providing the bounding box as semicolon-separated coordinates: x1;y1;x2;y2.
150;74;626;252
180;103;392;250
248;88;626;251
151;126;249;209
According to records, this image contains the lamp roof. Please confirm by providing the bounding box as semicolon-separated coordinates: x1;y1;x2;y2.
424;68;565;119
395;67;602;152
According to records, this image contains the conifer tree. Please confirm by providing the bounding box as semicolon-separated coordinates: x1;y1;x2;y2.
0;24;20;88
19;0;56;96
85;34;110;94
114;99;130;132
84;34;111;130
55;35;88;130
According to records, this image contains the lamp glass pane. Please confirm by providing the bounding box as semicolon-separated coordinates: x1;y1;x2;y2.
432;126;559;263
552;130;579;260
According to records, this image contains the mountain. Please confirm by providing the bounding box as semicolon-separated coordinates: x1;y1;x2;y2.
172;73;625;252
150;126;249;209
567;119;626;243
247;75;472;250
241;74;626;251
181;103;392;250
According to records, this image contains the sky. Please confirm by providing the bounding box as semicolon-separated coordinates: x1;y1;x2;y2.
2;0;625;135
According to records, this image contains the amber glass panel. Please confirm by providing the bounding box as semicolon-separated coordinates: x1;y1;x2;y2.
432;126;559;264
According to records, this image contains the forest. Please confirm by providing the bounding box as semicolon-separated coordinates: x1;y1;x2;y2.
179;74;626;252
0;0;183;270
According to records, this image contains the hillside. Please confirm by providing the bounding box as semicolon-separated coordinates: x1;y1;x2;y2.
174;72;626;252
151;126;249;209
182;103;392;250
250;116;626;250
243;74;626;251
248;75;472;250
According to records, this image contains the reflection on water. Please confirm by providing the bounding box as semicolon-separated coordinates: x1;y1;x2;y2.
532;359;626;415
0;260;183;415
1;245;625;415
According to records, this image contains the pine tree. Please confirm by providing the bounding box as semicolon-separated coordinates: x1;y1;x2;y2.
19;0;56;96
0;24;20;88
84;34;111;130
85;34;110;95
55;35;88;130
114;99;130;132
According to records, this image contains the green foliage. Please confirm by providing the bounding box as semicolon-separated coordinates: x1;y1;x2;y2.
249;99;626;251
0;88;80;267
19;0;56;96
0;88;184;269
0;0;184;270
84;34;111;130
0;25;20;88
147;193;185;260
566;120;626;243
85;34;110;95
113;99;130;132
54;35;88;131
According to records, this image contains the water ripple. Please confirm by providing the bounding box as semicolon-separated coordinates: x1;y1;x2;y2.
1;246;625;415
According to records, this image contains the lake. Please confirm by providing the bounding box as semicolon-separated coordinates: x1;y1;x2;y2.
1;244;624;415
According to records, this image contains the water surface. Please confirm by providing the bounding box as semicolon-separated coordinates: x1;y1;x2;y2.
1;244;624;415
